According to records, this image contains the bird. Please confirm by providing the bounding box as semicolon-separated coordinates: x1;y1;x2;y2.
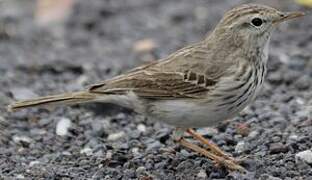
7;4;304;172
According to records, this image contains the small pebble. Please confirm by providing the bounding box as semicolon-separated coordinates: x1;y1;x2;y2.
156;128;171;143
62;151;71;156
35;0;74;26
105;150;113;159
236;123;250;136
288;134;299;141
197;169;207;178
16;174;25;179
136;166;146;175
76;75;89;86
269;143;288;154
91;120;107;137
107;131;125;141
29;161;40;167
272;136;281;143
295;150;312;164
146;141;163;152
235;141;246;154
56;117;72;136
10;87;38;100
13;135;32;145
295;98;305;105
294;75;310;90
248;131;259;139
196;127;218;137
80;147;93;156
133;39;157;53
131;147;140;155
0;116;7;129
267;72;283;84
137;124;146;132
180;149;192;157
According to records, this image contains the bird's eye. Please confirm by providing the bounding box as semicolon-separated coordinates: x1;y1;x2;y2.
251;18;263;27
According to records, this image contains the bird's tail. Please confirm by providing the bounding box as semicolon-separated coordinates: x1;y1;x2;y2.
7;91;96;112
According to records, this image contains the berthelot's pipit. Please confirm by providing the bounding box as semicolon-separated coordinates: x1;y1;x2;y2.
8;4;304;171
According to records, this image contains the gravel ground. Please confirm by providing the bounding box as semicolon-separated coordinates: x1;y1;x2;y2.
0;0;311;179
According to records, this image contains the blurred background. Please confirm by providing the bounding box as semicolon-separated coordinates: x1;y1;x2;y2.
0;0;311;179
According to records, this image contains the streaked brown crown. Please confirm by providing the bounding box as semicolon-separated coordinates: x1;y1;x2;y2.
220;4;279;25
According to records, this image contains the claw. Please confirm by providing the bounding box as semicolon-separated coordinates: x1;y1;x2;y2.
178;137;246;172
174;128;247;172
186;128;236;161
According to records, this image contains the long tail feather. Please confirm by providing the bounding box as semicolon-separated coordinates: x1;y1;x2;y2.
7;91;96;112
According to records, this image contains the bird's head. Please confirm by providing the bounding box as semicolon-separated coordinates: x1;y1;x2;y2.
211;4;304;48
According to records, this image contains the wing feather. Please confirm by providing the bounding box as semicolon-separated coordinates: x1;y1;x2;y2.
88;42;232;99
89;69;216;99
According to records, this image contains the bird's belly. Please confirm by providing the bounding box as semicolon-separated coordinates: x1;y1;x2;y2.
147;100;236;128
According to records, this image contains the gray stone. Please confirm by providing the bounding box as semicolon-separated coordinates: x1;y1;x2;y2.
180;149;192;157
248;131;259;140
56;117;71;136
288;134;299;141
80;147;93;156
272;136;281;143
12;135;32;145
107;131;125;141
197;169;207;178
136;166;146;175
269;143;288;154
29;161;40;167
295;150;312;164
10;87;38;100
15;174;25;179
196;127;218;137
137;124;146;132
146;141;163;152
267;72;283;84
294;75;311;90
235;141;247;154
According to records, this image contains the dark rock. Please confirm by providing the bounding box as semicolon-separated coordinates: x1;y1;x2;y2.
269;143;288;154
294;75;311;90
155;128;171;143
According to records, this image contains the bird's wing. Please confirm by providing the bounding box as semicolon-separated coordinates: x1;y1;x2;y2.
88;43;231;99
89;69;216;99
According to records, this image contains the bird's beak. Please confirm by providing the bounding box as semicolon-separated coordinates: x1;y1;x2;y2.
273;11;305;25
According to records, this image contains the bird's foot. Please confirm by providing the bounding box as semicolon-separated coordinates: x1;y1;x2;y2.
174;128;246;172
177;137;246;172
186;128;238;162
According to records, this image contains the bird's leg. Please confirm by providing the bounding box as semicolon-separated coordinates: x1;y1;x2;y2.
186;128;235;162
173;129;245;172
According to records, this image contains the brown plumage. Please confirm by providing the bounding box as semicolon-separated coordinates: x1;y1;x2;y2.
8;91;96;111
7;4;304;172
